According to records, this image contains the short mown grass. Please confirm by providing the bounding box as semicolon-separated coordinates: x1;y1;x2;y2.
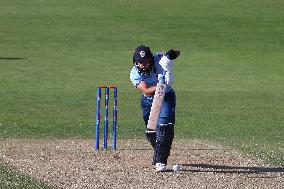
0;165;53;189
0;0;283;175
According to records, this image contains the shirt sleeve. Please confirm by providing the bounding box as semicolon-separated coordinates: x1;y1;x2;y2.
159;55;174;73
153;53;164;74
130;67;143;87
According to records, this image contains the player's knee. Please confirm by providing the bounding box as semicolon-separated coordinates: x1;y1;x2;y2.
156;123;174;141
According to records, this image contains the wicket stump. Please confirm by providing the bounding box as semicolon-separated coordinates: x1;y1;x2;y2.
95;86;117;150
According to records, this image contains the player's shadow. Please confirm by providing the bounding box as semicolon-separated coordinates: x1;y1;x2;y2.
118;148;152;151
179;163;284;174
0;57;26;60
118;148;229;151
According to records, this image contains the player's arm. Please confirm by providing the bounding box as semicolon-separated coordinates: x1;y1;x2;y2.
159;49;180;86
136;81;156;97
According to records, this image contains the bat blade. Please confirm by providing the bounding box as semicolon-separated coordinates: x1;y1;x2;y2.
147;83;166;130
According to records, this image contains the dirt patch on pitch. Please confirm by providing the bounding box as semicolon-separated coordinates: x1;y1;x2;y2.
0;139;283;188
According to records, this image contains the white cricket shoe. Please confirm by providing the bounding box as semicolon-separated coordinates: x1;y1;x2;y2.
155;163;167;172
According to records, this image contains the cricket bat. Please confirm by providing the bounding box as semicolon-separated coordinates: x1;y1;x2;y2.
147;71;167;130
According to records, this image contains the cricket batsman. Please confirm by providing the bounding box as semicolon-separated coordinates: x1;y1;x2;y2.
130;45;180;172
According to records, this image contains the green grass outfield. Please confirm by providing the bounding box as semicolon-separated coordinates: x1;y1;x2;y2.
0;165;53;189
1;0;283;174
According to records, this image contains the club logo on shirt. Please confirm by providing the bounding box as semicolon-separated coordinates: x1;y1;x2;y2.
140;51;145;58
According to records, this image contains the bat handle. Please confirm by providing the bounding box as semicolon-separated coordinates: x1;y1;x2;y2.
158;71;166;84
162;70;166;77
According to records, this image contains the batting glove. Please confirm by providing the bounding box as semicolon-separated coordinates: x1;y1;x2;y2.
165;49;180;60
